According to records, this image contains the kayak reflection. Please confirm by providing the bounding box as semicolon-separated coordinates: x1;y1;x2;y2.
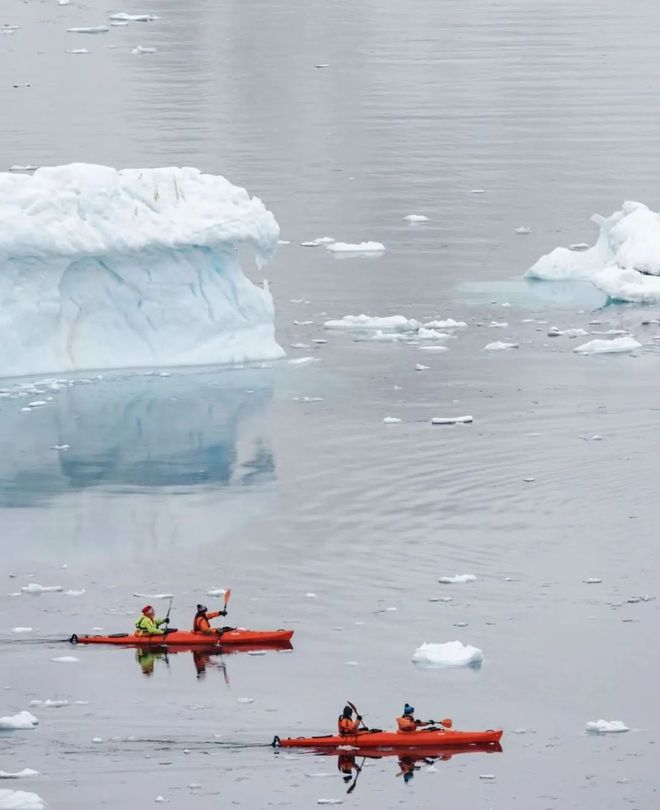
133;640;293;680
322;743;502;793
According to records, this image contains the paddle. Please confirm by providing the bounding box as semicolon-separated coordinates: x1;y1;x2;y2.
346;700;369;731
346;756;367;795
418;717;452;729
223;588;232;614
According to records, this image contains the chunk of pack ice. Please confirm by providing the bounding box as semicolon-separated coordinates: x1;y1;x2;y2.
488;321;508;328
133;593;173;600
404;214;429;222
417;328;450;340
0;770;39;780
300;237;335;247
412;641;483;667
325;241;385;254
515;226;531;234
50;656;78;663
439;574;476;584
29;699;69;708
64;589;85;596
58;0;71;4
415;363;430;371
0;790;45;810
419;345;448;353
109;13;161;21
237;697;254;704
324;314;420;332
484;341;518;351
206;588;227;597
20;584;63;594
67;26;109;33
317;801;343;806
431;416;473;425
11;628;32;634
66;49;89;54
0;712;38;730
585;719;629;733
583;578;602;584
382;417;402;423
424;319;467;329
573;337;641;355
547;327;588;338
131;46;157;54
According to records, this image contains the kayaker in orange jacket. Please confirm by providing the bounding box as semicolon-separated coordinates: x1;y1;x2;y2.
396;704;434;732
338;705;361;735
192;603;227;634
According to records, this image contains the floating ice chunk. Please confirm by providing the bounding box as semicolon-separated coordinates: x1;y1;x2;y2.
479;774;496;780
574;337;641;355
547;328;588;338
570;242;590;251
154;797;165;803
206;588;227;597
29;699;69;708
419;345;448;353
324;314;420;332
51;445;70;451
20;584;63;594
0;790;45;809
585;719;629;733
131;46;157;54
109;12;161;21
424;319;467;329
306;593;317;598
515;226;531;235
11;628;32;634
415;363;430;371
417;328;450;340
110;21;129;26
8;167;38;173
300;237;335;247
470;189;485;194
58;0;71;4
0;712;38;730
67;26;109;33
133;593;173;599
289;343;311;349
50;656;78;663
488;321;508;328
92;737;103;743
237;697;254;704
383;417;401;424
484;341;518;351
431;416;473;425
583;578;602;584
288;356;319;367
404;214;429;223
439;574;476;583
0;771;39;780
325;241;385;254
317;801;343;806
66;49;89;54
412;641;483;667
64;589;85;596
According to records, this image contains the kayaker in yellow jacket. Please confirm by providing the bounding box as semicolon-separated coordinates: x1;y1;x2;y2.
135;605;169;636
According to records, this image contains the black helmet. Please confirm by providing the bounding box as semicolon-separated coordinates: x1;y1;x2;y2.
342;705;353;718
196;604;207;613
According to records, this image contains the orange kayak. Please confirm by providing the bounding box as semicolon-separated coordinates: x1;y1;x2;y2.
70;629;293;647
273;728;502;749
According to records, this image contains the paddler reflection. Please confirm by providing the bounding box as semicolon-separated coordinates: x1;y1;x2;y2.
135;647;166;677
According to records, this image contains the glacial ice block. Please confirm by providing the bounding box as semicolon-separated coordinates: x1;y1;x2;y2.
0;164;284;377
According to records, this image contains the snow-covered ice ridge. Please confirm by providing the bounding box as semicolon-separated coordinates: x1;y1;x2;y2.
525;201;660;303
0;164;284;377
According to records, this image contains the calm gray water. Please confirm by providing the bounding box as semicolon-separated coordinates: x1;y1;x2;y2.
2;1;660;808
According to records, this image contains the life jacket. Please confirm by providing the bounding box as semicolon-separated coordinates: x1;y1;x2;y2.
396;715;417;732
338;716;358;735
192;611;220;633
135;615;159;635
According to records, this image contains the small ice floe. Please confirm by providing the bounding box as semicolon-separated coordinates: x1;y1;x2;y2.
110;21;129;26
306;593;317;598
412;641;483;667
154;797;165;803
428;596;452;603
317;801;343;806
417;328;451;340
206;588;227;597
294;396;323;403
383;417;402;424
58;0;71;4
312;338;327;344
20;584;63;594
131;46;157;54
11;628;32;634
569;242;590;251
92;737;103;743
479;773;496;780
290;343;311;349
547;327;588;338
1;27;18;35
67;26;109;33
288;356;319;367
418;345;448;353
133;592;173;600
0;770;39;779
301;236;335;247
237;697;254;704
470;189;485;194
8;166;38;173
324;314;420;333
50;656;78;663
424;318;467;329
293;320;314;326
248;650;266;656
345;661;358;667
325;241;385;254
439;574;476;583
64;589;85;596
484;341;518;351
29;699;69;709
574;337;641;355
415;363;430;371
0;712;38;730
314;64;329;69
0;790;45;810
583;578;602;584
109;13;161;21
488;320;508;328
404;214;429;223
66;49;89;54
431;415;473;425
514;226;531;235
585;719;629;734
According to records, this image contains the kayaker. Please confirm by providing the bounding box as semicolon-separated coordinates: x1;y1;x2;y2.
338;705;361;735
396;704;434;732
192;603;227;635
135;605;169;636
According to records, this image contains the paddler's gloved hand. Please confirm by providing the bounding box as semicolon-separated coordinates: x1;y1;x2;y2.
163;618;170;624
357;716;363;722
220;610;227;616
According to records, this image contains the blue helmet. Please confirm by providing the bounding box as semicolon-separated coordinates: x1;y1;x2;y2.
403;703;415;715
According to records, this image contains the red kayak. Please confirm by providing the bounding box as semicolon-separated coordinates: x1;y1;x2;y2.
70;629;294;647
273;728;502;749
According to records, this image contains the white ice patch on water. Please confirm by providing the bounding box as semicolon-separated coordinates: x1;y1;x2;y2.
29;700;69;708
417;328;451;340
424;319;467;329
131;46;157;54
324;314;420;332
300;237;335;247
0;164;283;376
382;417;402;423
109;12;161;21
67;26;108;33
20;584;62;594
484;341;519;351
133;593;173;600
585;719;629;733
404;214;429;222
0;771;39;780
50;656;78;663
325;241;385;254
573;337;640;355
11;628;32;634
0;790;45;810
439;574;476;583
431;416;472;425
206;588;227;597
412;641;483;667
0;712;38;730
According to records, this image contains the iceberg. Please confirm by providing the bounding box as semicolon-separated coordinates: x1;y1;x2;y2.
412;641;483;667
585;719;629;734
0;712;38;730
0;164;283;377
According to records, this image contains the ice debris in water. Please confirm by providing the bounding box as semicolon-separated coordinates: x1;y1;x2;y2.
133;593;173;600
547;327;588;338
324;315;420;332
0;771;39;780
574;337;640;355
0;712;38;730
0;790;45;809
417;328;451;340
29;700;69;708
419;345;448;353
583;578;602;584
109;12;161;21
382;417;401;424
484;341;519;351
404;214;429;222
20;584;62;594
0;164;283;376
439;574;476;584
325;241;385;254
317;801;343;806
50;656;78;663
92;737;103;743
488;321;508;328
67;26;109;33
301;236;335;247
415;363;430;371
412;641;483;667
58;0;71;4
206;588;228;597
288;356;319;366
585;720;629;733
515;226;531;234
64;589;85;596
66;49;89;55
131;46;157;54
11;628;32;634
237;697;254;704
431;416;473;425
425;318;467;329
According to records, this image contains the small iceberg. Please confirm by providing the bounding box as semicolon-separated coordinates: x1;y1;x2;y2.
131;46;157;54
573;337;640;355
0;712;38;730
109;12;161;22
0;790;45;810
431;416;473;425
382;417;401;424
325;241;385;254
206;588;228;597
29;699;69;709
324;314;420;333
412;641;483;667
20;584;63;594
439;574;476;583
404;214;429;223
424;318;467;329
585;719;629;734
484;341;519;351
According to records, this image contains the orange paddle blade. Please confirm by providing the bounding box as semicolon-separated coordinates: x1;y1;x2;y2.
441;717;453;728
223;588;232;607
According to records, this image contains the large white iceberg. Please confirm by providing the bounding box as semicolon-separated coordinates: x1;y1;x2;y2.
525;201;660;303
0;712;38;730
0;163;283;377
585;719;629;734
